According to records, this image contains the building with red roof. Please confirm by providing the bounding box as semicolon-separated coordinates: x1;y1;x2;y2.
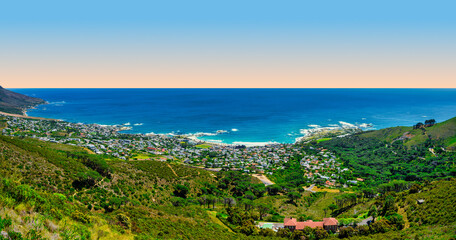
284;217;338;232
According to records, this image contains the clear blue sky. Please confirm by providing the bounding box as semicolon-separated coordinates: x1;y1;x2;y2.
1;0;455;88
1;0;455;31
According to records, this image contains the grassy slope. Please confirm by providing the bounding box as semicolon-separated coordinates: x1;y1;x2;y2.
360;117;456;149
0;136;266;239
255;191;343;221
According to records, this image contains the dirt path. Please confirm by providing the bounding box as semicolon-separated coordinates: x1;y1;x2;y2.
304;184;316;193
252;174;275;186
166;163;178;177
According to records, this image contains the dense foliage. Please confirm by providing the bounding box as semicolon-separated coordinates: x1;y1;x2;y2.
318;135;456;186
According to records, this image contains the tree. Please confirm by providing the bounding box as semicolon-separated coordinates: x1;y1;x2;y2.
267;184;281;196
245;191;255;200
381;195;396;217
241;198;254;211
256;203;270;220
259;228;275;237
386;213;405;230
173;184;189;198
276;228;291;238
315;227;329;239
339;227;355;238
368;205;378;222
291;230;305;240
328;203;338;214
223;197;236;208
209;195;217;209
198;195;208;207
287;191;301;204
171;197;187;207
239;225;259;236
251;184;266;198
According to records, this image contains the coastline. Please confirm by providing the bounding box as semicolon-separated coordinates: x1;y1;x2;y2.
0;111;59;121
4;110;369;147
14;96;371;147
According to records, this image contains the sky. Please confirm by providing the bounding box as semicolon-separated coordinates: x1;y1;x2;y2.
1;0;456;88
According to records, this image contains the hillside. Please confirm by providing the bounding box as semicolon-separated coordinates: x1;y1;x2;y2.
0;136;272;239
315;116;456;186
0;87;46;115
1;114;456;239
361;116;456;149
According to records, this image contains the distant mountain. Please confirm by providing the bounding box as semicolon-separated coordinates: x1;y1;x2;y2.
0;86;46;115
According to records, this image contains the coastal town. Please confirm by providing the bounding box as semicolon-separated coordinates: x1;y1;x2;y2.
1;115;357;188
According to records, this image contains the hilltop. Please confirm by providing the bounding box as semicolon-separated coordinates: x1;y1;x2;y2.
0;86;46;115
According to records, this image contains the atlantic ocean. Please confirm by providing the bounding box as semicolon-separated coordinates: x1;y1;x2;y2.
12;89;456;145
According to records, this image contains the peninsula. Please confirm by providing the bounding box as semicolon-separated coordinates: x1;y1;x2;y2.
0;86;46;115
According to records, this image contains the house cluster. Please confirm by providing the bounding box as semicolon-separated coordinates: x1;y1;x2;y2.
1;116;180;160
284;217;339;232
1;115;360;187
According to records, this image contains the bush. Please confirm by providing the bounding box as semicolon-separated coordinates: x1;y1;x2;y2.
369;219;392;233
0;216;12;231
339;226;355;238
117;213;131;230
71;211;90;224
259;228;275;237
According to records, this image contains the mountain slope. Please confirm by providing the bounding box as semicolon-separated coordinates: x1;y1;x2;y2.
0;86;46;115
0;136;271;239
361;116;456;149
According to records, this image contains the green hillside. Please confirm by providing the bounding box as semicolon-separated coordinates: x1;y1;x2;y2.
361;116;456;149
1;116;456;239
316;117;456;186
0;135;271;239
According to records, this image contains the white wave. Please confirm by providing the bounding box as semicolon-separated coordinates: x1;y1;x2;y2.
339;121;355;128
232;141;279;147
362;118;367;120
308;124;321;128
185;129;230;137
49;101;66;106
231;128;239;132
422;115;428;118
123;122;131;126
133;123;144;126
49;101;66;104
359;123;373;128
191;132;217;137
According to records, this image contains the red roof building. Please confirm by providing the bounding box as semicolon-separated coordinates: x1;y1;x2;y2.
284;217;338;232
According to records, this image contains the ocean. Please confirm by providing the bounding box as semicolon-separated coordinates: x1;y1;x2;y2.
12;88;456;145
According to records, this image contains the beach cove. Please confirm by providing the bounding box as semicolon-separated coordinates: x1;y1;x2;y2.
11;88;456;145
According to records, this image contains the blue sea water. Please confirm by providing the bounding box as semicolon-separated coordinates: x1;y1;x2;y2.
11;89;456;145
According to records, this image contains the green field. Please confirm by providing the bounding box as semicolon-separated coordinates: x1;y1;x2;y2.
195;143;213;148
316;138;332;143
